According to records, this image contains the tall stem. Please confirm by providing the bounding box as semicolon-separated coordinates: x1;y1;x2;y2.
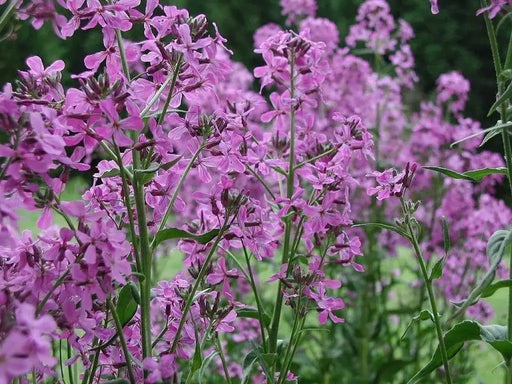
153;141;205;242
132;150;153;360
170;227;226;353
243;245;268;352
269;50;296;357
107;297;137;384
215;334;233;384
401;199;452;384
483;10;512;383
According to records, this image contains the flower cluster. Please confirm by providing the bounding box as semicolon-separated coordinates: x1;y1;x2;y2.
0;0;375;382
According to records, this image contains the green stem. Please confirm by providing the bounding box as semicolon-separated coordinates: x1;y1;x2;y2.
140;72;178;118
112;142;142;273
246;165;276;200
277;295;303;384
170;227;226;353
294;146;337;170
483;10;512;383
107;297;137;384
152;141;205;244
158;55;183;125
0;0;18;34
269;49;296;358
115;29;131;81
401;199;452;384
132;150;153;360
81;338;100;384
242;244;268;352
67;341;75;384
215;334;233;384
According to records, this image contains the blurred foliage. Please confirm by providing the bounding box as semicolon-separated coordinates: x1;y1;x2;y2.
2;0;507;193
0;0;504;126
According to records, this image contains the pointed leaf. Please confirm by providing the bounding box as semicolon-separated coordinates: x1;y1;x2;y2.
198;351;219;384
401;310;434;341
429;256;445;281
353;222;410;239
408;321;512;384
488;81;512;116
451;230;512;318
237;308;271;327
423;166;507;182
154;228;220;248
160;156;183;171
117;283;138;327
481;279;512;298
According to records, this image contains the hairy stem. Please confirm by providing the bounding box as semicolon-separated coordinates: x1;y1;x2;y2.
107;297;137;384
401;199;452;384
483;10;512;383
269;49;296;359
152;141;205;243
170;227;226;353
132;150;153;360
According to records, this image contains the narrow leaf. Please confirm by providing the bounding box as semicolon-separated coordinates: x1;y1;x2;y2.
481;279;512;298
429;257;445;281
160;156;183;171
154;228;220;248
408;321;512;384
488;81;512;116
423;166;507;182
353;222;410;239
198;351;219;384
450;121;512;147
450;230;512;318
237;308;271;327
401;310;434;341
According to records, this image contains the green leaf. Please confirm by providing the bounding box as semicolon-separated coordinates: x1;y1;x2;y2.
241;351;258;384
198;351;219;384
353;222;410;239
153;228;220;248
480;126;506;147
401;310;434;341
160;156;183;171
242;348;276;384
136;163;160;174
104;379;129;384
451;230;512;317
429;256;445;281
237;308;271;327
191;326;202;374
488;81;512;116
464;167;508;181
408;321;512;384
423;165;507;182
117;283;138;327
481;279;512;298
450;122;512;147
